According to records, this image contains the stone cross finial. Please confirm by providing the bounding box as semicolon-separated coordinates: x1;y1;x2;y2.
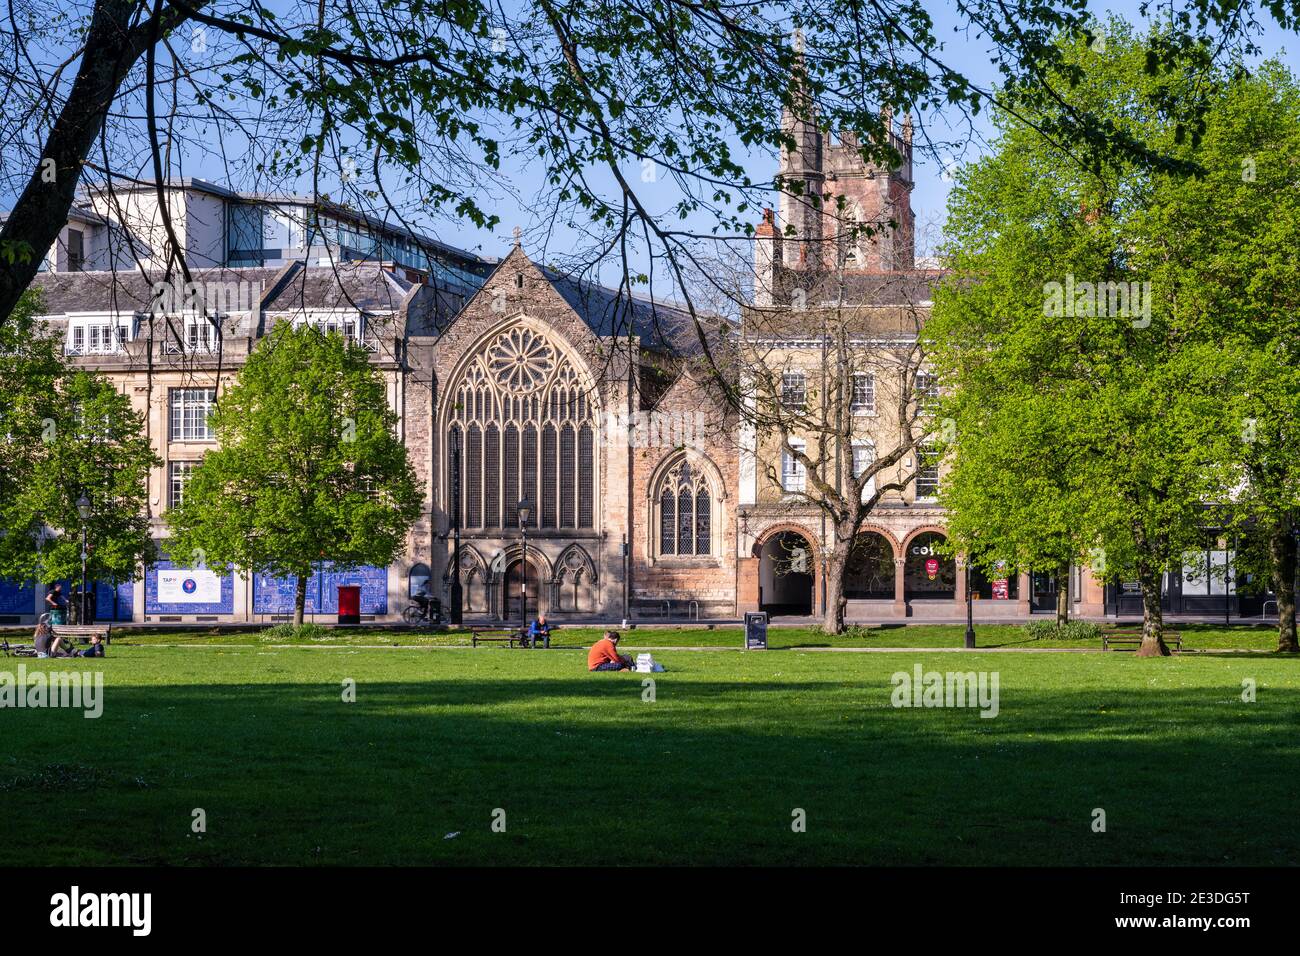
513;225;522;246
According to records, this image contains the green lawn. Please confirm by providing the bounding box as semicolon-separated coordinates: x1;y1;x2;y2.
84;620;1288;650
2;642;1297;865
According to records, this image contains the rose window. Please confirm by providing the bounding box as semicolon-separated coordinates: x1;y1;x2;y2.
487;328;555;393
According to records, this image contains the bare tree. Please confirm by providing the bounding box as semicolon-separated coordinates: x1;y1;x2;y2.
739;273;935;632
1;0;1283;353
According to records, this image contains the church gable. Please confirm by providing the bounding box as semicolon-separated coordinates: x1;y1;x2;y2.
432;246;625;383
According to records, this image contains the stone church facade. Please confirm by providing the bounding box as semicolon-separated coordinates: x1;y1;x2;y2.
418;245;739;624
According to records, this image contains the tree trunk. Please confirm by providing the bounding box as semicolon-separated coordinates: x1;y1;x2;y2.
1134;561;1169;657
822;545;848;635
294;572;308;628
1055;561;1070;626
0;0;199;324
1271;525;1298;653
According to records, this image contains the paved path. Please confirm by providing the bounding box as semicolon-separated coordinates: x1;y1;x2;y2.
116;642;1105;653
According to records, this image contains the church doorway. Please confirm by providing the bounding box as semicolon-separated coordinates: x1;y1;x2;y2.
504;557;542;621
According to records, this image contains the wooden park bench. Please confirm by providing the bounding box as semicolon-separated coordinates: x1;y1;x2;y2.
469;626;525;648
53;623;112;646
1102;629;1181;653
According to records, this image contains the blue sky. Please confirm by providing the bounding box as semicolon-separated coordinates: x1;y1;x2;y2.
17;1;1300;278
450;1;1300;273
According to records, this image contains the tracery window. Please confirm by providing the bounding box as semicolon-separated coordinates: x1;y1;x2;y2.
656;458;715;557
448;324;596;530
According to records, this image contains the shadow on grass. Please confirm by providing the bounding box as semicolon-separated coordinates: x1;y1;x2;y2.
2;676;1298;866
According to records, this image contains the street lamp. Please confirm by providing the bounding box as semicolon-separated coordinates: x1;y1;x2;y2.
517;496;532;641
964;554;976;649
450;429;463;625
76;495;91;625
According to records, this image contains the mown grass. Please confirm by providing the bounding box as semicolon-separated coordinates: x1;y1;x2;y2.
83;620;1288;651
1;643;1297;865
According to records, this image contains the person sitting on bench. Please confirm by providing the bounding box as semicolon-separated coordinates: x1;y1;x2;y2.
526;614;553;648
588;630;632;672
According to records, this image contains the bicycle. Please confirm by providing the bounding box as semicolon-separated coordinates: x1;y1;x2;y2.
401;599;443;626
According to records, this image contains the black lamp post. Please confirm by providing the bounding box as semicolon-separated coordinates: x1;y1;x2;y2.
76;494;91;625
450;430;463;625
517;496;532;639
964;555;976;649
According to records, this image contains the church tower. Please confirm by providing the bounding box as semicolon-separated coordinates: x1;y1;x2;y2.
759;92;917;305
777;97;825;271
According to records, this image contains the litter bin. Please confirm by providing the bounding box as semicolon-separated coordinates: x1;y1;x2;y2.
337;585;361;625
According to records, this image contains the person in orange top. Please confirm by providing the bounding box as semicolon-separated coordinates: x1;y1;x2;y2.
588;630;632;672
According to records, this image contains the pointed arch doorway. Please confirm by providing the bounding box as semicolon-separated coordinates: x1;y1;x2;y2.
504;556;543;621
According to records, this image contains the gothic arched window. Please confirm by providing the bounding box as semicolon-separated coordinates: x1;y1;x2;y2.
449;324;597;531
656;458;716;557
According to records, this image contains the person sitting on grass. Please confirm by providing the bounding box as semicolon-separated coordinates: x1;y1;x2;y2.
75;634;105;658
33;620;56;658
587;630;632;672
33;616;75;658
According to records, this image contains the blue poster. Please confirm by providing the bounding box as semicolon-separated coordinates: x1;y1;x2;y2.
145;559;234;614
12;578;134;621
0;579;36;615
95;580;135;622
253;564;388;615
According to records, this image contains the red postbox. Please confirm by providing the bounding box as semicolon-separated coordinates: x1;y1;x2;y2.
337;585;361;625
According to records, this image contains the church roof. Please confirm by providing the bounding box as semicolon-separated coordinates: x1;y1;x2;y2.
536;262;715;354
29;261;421;316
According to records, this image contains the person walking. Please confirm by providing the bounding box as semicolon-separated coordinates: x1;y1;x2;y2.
45;584;67;626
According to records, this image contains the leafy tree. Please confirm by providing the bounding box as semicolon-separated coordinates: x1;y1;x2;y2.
741;295;931;634
2;365;160;594
1144;63;1300;651
0;0;1293;340
165;324;421;625
936;382;1087;625
0;290;65;577
928;22;1241;656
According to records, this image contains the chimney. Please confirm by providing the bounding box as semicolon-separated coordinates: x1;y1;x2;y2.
753;208;782;308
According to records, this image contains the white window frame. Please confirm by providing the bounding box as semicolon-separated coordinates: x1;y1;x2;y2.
852;441;876;499
782;439;807;493
915;442;940;501
295;311;366;346
851;372;876;414
915;370;940;409
184;316;220;354
64;314;133;355
780;372;806;410
170;388;216;442
168;460;197;509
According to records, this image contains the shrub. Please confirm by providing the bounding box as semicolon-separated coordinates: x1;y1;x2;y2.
1024;620;1101;641
259;623;330;642
810;623;877;639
